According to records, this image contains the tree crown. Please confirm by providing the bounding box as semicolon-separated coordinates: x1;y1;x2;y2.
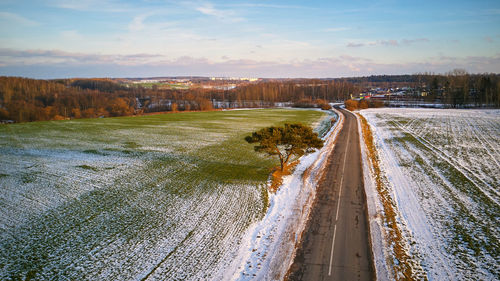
245;123;323;170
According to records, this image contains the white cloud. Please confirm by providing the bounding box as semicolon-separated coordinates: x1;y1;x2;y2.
347;38;430;47
49;0;129;12
324;27;350;32
195;3;243;22
0;12;38;26
402;38;430;44
230;3;315;10
129;15;147;32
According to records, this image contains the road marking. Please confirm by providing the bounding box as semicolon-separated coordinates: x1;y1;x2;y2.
328;119;351;276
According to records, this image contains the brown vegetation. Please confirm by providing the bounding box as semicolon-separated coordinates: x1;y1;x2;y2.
292;98;331;110
0;77;356;123
344;99;384;111
2;71;498;123
344;99;359;111
0;77;137;122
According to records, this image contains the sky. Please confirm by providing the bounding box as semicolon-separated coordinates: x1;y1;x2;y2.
0;0;499;78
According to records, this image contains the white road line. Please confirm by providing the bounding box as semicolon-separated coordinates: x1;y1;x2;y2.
328;119;351;276
328;225;337;275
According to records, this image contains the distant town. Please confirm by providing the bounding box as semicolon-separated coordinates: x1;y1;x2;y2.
116;77;262;91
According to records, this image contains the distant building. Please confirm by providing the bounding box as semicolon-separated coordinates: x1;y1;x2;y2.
210;77;259;82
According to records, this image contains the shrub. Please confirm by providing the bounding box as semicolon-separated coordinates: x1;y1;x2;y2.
320;103;332;110
344;99;358;111
359;99;369;109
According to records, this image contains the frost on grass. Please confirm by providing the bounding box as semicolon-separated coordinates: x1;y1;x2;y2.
361;108;500;280
0;109;326;280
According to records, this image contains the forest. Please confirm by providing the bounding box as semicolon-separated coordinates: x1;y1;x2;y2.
0;77;355;122
0;70;499;123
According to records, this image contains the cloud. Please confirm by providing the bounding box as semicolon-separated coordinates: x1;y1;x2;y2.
195;3;243;22
129;14;148;32
379;40;399;46
324;27;350;32
230;3;314;10
347;42;365;48
0;48;164;65
0;12;38;26
49;0;129;12
347;38;430;48
1;48;499;79
402;38;430;44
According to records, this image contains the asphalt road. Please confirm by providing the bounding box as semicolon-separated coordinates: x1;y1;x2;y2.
287;109;374;281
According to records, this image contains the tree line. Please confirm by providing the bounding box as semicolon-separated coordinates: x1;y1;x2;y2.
415;70;500;108
0;77;357;123
341;70;500;108
1;71;499;123
0;77;137;122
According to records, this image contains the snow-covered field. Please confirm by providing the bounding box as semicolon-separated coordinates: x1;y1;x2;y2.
361;108;499;280
0;109;331;280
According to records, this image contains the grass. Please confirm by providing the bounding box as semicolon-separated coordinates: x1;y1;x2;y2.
0;108;327;280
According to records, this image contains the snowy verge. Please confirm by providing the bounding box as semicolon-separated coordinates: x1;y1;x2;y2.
221;108;344;280
355;113;392;281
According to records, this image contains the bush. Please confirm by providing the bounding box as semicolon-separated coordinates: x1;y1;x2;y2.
359;99;369;109
344;99;358;111
345;99;385;110
320;103;332;110
293;99;331;110
316;99;332;110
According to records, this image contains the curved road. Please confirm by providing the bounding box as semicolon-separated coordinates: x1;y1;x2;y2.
288;109;374;281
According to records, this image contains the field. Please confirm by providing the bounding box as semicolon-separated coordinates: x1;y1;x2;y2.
361;108;499;280
0;109;329;280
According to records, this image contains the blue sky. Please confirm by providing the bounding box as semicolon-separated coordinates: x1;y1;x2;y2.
0;0;499;78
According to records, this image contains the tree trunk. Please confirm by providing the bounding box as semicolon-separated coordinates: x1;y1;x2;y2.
276;147;285;171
